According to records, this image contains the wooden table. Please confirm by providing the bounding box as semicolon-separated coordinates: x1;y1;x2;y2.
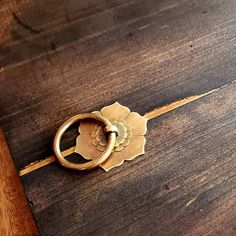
0;0;236;235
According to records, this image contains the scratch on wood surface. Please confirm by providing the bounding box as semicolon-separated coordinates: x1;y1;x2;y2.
12;12;42;34
184;170;210;183
198;170;212;183
186;196;197;207
161;24;168;29
200;175;208;183
139;24;150;30
19;87;220;176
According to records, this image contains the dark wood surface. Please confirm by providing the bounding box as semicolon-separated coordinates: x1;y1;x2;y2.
0;0;236;235
0;129;38;235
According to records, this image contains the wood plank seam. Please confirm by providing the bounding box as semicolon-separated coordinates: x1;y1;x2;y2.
18;80;235;176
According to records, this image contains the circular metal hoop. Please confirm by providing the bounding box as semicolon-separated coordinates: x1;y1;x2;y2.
53;113;117;170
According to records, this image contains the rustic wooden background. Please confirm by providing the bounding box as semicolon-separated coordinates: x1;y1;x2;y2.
0;0;236;235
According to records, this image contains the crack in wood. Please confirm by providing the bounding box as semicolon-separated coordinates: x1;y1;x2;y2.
12;12;42;34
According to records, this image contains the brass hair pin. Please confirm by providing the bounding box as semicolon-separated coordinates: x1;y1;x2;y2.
53;102;148;171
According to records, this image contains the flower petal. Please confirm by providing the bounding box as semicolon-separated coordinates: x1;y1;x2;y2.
79;121;97;135
122;136;146;160
92;111;102;116
101;102;130;121
116;135;125;144
96;128;107;146
97;144;106;152
125;112;148;135
75;135;101;160
100;136;146;171
100;152;124;172
78;111;102;135
114;145;124;152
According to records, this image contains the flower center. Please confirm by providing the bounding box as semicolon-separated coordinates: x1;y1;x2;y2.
91;119;132;152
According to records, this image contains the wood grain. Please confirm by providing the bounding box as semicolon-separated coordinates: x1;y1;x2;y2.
1;0;236;170
0;129;38;236
1;0;236;235
21;82;236;236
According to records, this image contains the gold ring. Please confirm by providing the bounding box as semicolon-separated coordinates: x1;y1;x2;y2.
53;113;118;170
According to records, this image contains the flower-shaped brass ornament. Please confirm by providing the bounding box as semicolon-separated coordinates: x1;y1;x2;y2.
75;102;148;171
